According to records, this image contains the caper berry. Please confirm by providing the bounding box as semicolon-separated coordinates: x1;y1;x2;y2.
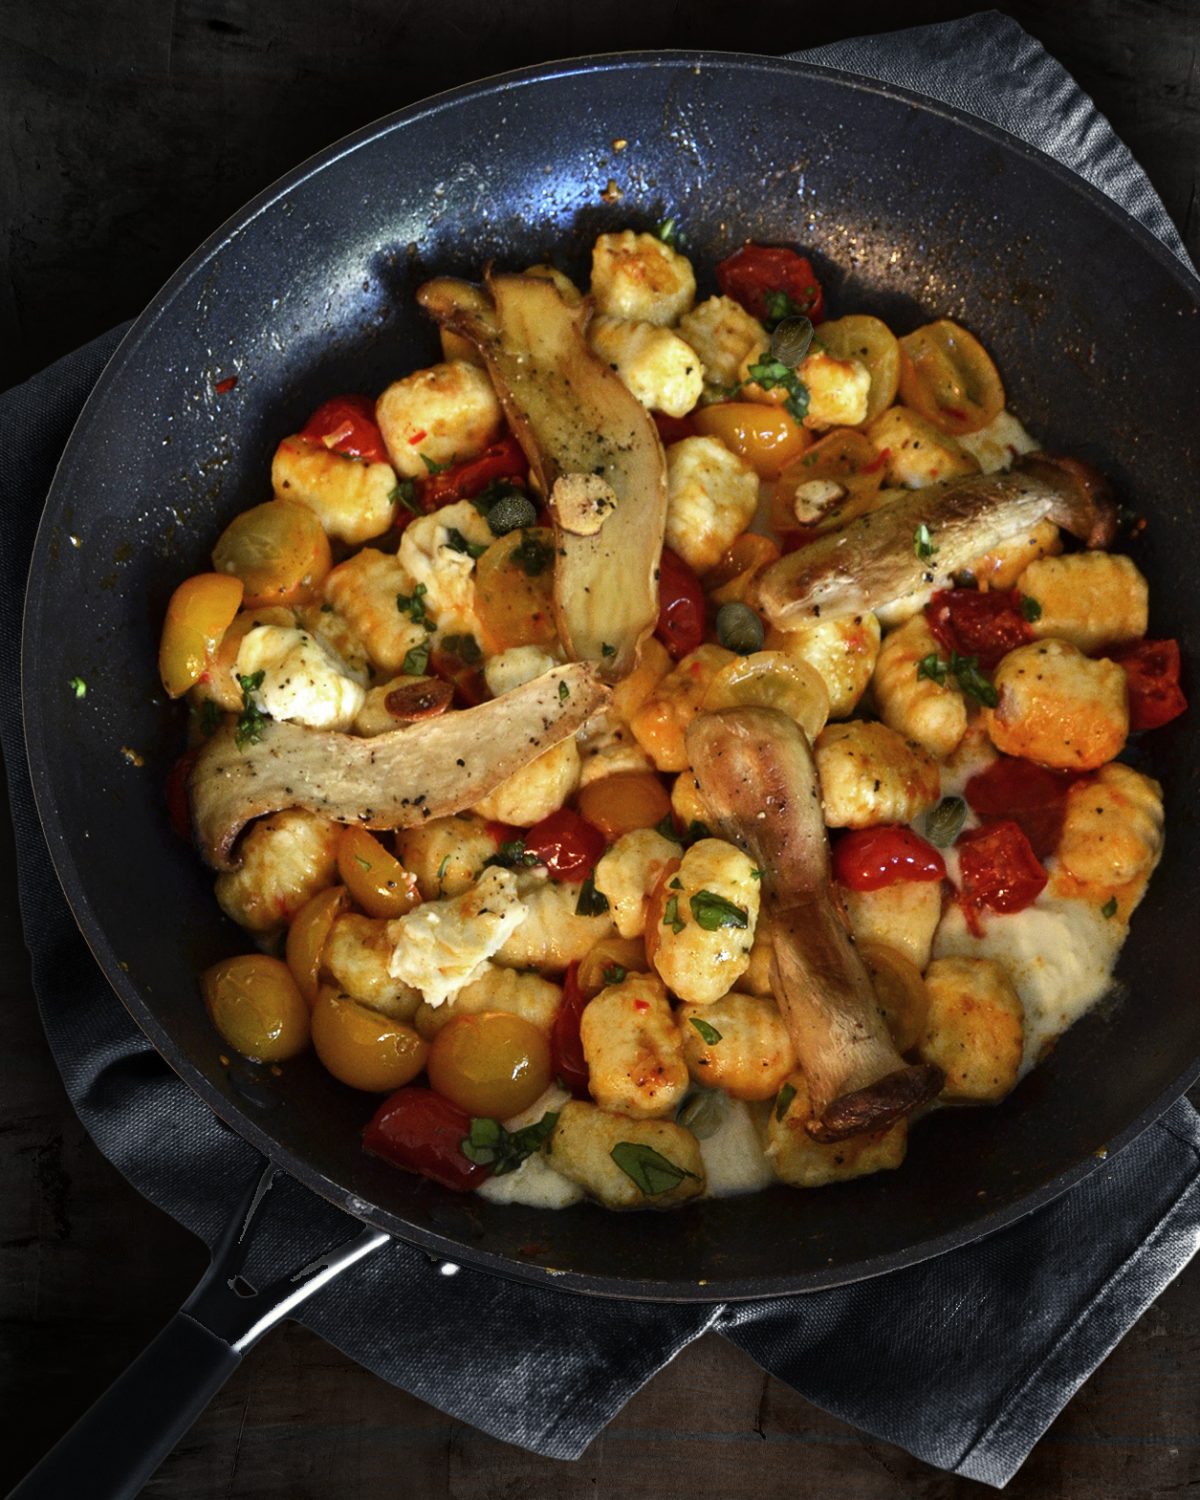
924;796;967;848
486;490;538;536
716;601;765;655
770;315;814;368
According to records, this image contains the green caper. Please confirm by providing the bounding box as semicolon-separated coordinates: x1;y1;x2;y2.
715;602;765;655
923;796;967;848
486;490;538;536
770;315;814;368
676;1087;729;1141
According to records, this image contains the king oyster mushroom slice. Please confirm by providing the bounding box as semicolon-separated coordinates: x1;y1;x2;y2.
754;453;1117;627
417;271;668;682
685;706;943;1143
189;663;607;871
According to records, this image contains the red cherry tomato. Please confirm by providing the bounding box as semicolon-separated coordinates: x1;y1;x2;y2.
832;826;946;892
716;244;826;325
1108;638;1187;731
165;748;200;842
964;756;1078;860
300;394;389;466
523;808;606;881
420;434;529;509
925;589;1033;671
550;962;591;1099
655;546;707;660
430;640;488;707
956;820;1047;934
652;411;696;445
363;1087;489;1192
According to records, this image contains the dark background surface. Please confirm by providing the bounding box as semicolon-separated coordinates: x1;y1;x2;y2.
3;2;1199;1496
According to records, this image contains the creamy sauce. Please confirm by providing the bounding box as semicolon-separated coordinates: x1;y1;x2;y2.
476;1085;584;1209
697;1098;775;1198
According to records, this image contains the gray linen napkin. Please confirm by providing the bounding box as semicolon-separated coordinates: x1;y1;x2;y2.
3;12;1199;1489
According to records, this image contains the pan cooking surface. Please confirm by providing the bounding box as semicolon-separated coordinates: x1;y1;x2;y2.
22;53;1200;1299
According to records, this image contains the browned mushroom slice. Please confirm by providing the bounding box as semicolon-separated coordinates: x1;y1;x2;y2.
685;706;942;1142
190;663;607;871
417;272;667;681
754;453;1117;627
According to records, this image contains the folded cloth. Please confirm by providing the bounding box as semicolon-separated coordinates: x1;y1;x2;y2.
2;12;1198;1489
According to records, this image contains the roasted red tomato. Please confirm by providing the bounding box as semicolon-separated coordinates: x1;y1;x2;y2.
1108;638;1187;731
832;826;946;892
363;1087;488;1192
300;394;389;465
655;546;706;660
715;243;826;325
550;962;591;1099
925;589;1033;671
523;808;607;882
652;411;696;446
957;820;1047;933
964;756;1078;859
420;434;529;509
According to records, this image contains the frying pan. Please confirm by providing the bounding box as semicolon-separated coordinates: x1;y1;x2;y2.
12;45;1200;1493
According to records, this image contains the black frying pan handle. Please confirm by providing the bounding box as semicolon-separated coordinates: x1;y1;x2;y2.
6;1163;390;1500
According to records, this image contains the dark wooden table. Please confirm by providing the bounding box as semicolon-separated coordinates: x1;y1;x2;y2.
3;3;1199;1496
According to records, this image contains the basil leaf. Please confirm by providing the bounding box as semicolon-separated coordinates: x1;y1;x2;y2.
690;889;749;931
401;641;431;677
508;532;554;577
775;1082;797;1122
558;680;570;702
746;354;809;423
601;964;627;986
445;527;488;560
1101;896;1118;919
198;698;222;738
654;815;711;848
1020;594;1042;622
661;894;685;934
462;1111;560;1175
234;671;268;749
915;650;998;708
610;1141;699;1196
654;216;682;247
575;876;610;917
676;1088;729;1140
69;675;87;699
916;652;949;686
689;1016;723;1045
440;632;482;666
390;479;422;516
420;453;451;475
485;838;539;871
395;582;430;627
762;289;810;330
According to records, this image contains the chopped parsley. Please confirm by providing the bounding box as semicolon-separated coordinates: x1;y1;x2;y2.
234;671;269;749
661;894;685;934
389;479;422;517
1020;594;1043;622
461;1111;559;1175
762;289;811;330
1101;896;1118;919
916;650;999;709
609;1141;699;1196
401;641;431;677
68;675;87;699
601;964;627;986
575;876;610;917
445;527;488;560
689;1016;723;1045
396;581;430;628
913;523;938;562
508;532;554;578
745;353;809;423
775;1082;797;1122
558;680;570;703
690;889;749;931
654;216;682;247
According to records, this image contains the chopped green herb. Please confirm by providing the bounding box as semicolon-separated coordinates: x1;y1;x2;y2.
440;632;482;666
775;1082;797;1122
746;354;809;423
654;815;711;847
654;217;682;247
396;581;430;627
661;894;685;934
486;838;539;871
1101;896;1118;919
913;523;938;562
689;1016;723;1045
558;680;570;703
234;671;269;749
924;796;967;848
389;479;422;516
916;651;999;708
575;876;610;917
1020;594;1043;622
198;698;222;738
401;641;431;677
68;676;87;699
601;964;627;986
762;289;810;330
435;853;452;889
420;453;451;476
610;1140;699;1196
444;527;488;560
668;876;683;890
508;532;554;578
750;868;763;881
461;1110;559;1175
676;1088;729;1140
690;889;749;931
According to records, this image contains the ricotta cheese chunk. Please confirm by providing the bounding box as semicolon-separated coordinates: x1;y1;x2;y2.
386;866;528;1009
235;625;367;731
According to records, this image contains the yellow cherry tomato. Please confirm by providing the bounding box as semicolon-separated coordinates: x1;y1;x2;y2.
336;826;421;920
897;319;1004;436
473;527;558;654
427;1011;553;1119
202;954;310;1062
704;534;781;605
576;934;649;1000
285;885;349;1005
691;401;811;479
857;940;930;1055
771;429;889;537
814;315;901;424
701;650;830;742
212;498;332;607
576;772;672;843
158;572;244;699
311;988;429;1091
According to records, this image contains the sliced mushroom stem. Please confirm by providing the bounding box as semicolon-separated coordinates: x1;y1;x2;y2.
685;706;942;1141
189;663;607;871
754;453;1117;627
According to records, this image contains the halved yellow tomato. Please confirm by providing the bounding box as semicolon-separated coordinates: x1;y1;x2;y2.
814;315;901;424
857;940;930;1055
202;954;310;1062
771;429;889;536
336;826;421;920
158;572;244;698
311;987;429;1091
285;885;349;1005
701;650;830;741
212;498;332;607
692;401;811;479
474;527;558;654
576;772;672;843
704;534;781;606
897;319;1004;436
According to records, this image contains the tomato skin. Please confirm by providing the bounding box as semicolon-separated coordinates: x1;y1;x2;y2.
165;749;200;842
420;434;529;509
550;963;591;1099
964;756;1078;859
1108;638;1187;731
925;589;1033;671
655;547;707;660
363;1087;489;1192
652;412;696;445
523;808;606;882
715;244;825;325
956;820;1047;931
300;394;389;465
832;826;946;892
